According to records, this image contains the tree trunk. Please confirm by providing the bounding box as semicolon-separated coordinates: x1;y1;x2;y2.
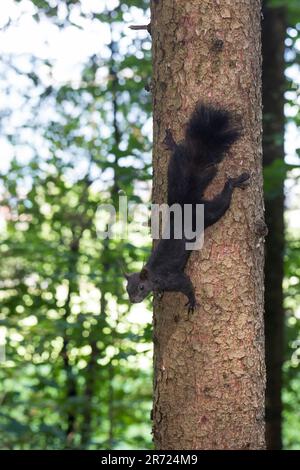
151;0;266;450
62;239;80;448
262;3;286;451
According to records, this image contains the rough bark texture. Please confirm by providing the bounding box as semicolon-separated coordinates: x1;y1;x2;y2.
151;0;266;450
262;4;286;451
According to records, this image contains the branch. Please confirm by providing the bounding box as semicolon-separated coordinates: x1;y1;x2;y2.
129;23;151;34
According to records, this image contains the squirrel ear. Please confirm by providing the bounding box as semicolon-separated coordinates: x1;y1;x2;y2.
140;267;148;280
124;273;130;280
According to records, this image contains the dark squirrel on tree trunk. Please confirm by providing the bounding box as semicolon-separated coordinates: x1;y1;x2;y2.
125;103;250;313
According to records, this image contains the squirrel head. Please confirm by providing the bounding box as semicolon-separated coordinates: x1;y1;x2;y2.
125;267;152;303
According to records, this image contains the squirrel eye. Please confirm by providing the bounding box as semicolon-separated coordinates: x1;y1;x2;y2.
139;285;144;291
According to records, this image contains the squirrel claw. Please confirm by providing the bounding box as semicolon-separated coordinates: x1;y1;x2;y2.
154;290;164;300
185;300;198;315
157;291;164;300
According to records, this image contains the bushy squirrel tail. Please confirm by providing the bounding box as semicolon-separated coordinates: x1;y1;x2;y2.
185;103;241;165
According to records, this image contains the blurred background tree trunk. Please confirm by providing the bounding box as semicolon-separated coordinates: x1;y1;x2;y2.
262;2;286;451
151;0;265;450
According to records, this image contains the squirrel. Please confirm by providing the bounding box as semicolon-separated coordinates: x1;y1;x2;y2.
125;103;250;313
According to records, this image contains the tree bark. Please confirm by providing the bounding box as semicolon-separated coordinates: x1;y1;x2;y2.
262;3;286;451
151;0;266;450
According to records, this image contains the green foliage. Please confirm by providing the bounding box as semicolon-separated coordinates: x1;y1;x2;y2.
0;0;153;450
267;0;300;24
283;236;300;449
